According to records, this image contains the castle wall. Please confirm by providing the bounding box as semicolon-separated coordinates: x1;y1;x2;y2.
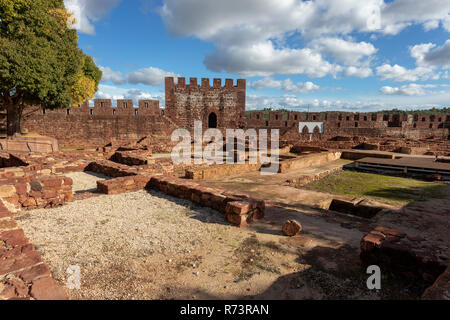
245;111;449;140
10;76;449;149
21;99;174;146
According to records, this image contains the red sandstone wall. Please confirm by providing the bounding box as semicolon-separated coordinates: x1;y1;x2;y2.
9;81;449;149
21;100;176;147
246;111;449;140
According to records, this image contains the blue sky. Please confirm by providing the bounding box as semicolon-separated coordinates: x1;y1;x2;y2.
65;0;450;112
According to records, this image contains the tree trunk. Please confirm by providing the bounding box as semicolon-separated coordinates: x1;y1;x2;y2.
6;104;22;137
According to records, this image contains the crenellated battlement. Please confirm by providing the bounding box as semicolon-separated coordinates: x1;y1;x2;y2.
40;99;161;117
165;76;246;90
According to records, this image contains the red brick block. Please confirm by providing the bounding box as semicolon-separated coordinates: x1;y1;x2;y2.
14;263;51;282
226;201;251;215
63;177;73;185
0;243;34;260
15;183;28;195
225;213;248;227
6;278;29;297
41;178;62;188
30;277;68;300
0;250;42;276
42;190;58;199
0;229;28;247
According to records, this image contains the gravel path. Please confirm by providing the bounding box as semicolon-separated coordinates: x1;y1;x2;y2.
14;173;233;299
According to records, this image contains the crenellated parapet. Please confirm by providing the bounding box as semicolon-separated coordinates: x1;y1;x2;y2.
41;99;162;117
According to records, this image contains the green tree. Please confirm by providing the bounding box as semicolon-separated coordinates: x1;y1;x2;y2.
0;0;101;136
71;54;102;105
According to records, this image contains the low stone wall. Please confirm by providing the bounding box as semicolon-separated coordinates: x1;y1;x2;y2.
290;145;327;154
109;150;153;166
0;175;73;210
97;175;152;195
0;136;59;153
286;166;343;186
0;153;91;178
185;162;262;180
147;176;265;227
0;200;67;299
360;227;448;285
353;142;380;151
85;160;139;177
341;151;395;160
278;152;342;173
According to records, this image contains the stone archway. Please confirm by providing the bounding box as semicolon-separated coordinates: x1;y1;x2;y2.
208;112;217;128
313;125;320;134
302;125;309;134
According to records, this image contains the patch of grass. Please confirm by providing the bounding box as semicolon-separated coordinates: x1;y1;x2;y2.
302;170;449;205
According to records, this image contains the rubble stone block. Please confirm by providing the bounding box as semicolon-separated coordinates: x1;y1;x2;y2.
225;213;248;227
0;229;28;247
0;185;16;198
226;201;251;215
282;220;302;236
30;277;68;300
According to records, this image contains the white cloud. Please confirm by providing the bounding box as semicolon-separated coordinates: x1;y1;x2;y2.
422;40;450;68
251;78;282;90
423;20;440;31
376;64;437;82
381;0;450;35
282;79;320;93
309;37;377;65
246;91;450;112
204;41;342;77
99;66;125;85
344;66;373;78
126;67;180;86
444;15;450;32
64;0;121;35
379;83;437;96
410;43;436;66
159;0;450;77
95;84;164;106
251;78;320;93
376;40;450;82
246;94;387;112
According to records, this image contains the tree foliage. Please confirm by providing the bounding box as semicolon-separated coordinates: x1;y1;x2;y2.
0;0;101;135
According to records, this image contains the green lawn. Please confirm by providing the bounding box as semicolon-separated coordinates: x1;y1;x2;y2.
302;170;449;206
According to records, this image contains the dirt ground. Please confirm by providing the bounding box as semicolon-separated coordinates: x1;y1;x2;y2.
13;171;437;300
